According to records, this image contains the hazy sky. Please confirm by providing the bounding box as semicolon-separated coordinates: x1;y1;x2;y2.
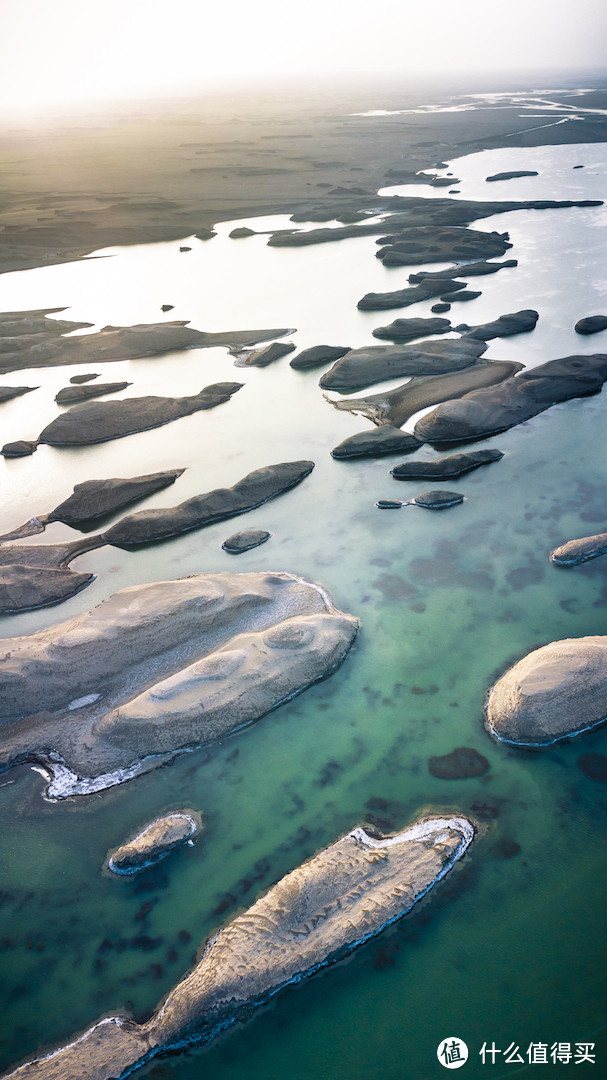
2;0;607;116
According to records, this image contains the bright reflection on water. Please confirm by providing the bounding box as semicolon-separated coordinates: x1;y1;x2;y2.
0;144;606;1080
378;142;607;199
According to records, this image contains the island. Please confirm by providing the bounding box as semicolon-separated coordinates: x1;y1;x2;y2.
0;571;358;795
6;814;474;1080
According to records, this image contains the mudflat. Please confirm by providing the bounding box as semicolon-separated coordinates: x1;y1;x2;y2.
2;84;607;275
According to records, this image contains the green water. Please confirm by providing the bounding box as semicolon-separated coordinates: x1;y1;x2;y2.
0;142;606;1078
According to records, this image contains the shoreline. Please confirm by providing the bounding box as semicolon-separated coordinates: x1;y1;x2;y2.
2;80;607;278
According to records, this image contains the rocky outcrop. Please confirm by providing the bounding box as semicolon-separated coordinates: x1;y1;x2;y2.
1;440;37;458
289;345;350;370
412;490;464;509
331;427;422;459
550;531;607;566
575;315;607;335
0;308;92;338
0;316;293;375
327;185;372;196
0;320;208;373
370;317;451;342
48;469;185;527
337;209;370;224
195;327;294;347
0;572;357;794
0;386;37;403
375;491;463;509
222;529;271;553
415;354;607;445
229;227;256;238
5;815;474;1079
444;290;481;303
485;636;607;746
69;373;99;383
0;564;94;614
431;303;451;313
0;471;185;545
0;518;48;544
268;222;382;246
54;381;131;405
276;193;600;236
358;278;467;312
383;169;438;183
319;338;488;392
108;812;201;874
266;199;602;249
391;449;503;481
234;342;295;367
0;536;104;612
403;197;603;222
38;383;242;446
0;465;313;611
103;461;314;546
375;226;512;266
408;259;517;283
486;170;539;181
329;361;521;428
0;536;103;571
456;310;539;340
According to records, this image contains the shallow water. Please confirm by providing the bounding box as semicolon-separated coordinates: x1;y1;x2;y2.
355;86;607;126
0;143;607;1078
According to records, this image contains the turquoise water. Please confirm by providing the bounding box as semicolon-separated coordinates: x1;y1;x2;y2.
0;142;607;1078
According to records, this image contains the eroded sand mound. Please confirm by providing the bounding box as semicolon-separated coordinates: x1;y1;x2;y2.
319;337;486;392
415;353;607;444
0;572;358;795
6;816;474;1080
485;636;607;746
108;812;201;874
38;383;242;446
0;316;293;374
551;530;607;566
330;361;521;428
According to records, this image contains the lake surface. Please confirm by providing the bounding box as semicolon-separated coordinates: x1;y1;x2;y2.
0;142;606;1079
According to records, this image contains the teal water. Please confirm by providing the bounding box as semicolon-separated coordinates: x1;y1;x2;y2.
0;142;606;1078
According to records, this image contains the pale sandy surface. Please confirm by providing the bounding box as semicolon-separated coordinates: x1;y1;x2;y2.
0;572;358;788
6;815;474;1080
486;635;607;745
108;812;201;874
551;530;607;565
